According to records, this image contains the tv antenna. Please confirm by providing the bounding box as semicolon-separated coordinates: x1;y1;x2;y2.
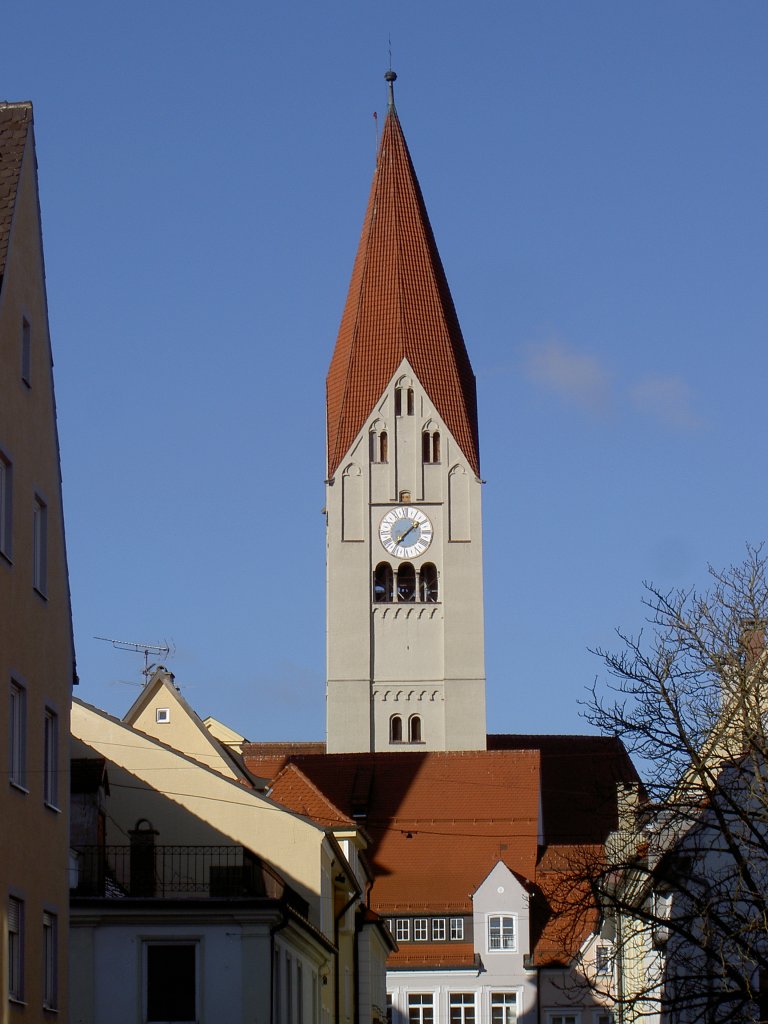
95;636;175;683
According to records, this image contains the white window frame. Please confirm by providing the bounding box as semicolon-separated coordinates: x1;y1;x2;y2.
8;895;24;1002
595;944;612;975
408;992;434;1024
432;917;446;941
32;494;47;596
0;452;12;560
43;911;57;1010
9;680;27;790
449;917;464;941
143;940;200;1024
491;992;518;1023
449;991;476;1022
487;913;517;952
44;708;59;809
548;1014;580;1024
156;707;171;724
413;918;428;941
395;918;410;942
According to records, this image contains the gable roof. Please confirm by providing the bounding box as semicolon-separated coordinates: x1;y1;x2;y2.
326;104;480;478
0;102;32;286
269;763;355;829
123;667;255;785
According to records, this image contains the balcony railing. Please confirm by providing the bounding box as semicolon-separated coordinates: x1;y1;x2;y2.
71;845;267;899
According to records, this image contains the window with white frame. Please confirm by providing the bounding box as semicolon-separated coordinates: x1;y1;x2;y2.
8;896;23;1002
43;911;57;1009
549;1014;579;1024
450;917;464;941
44;708;58;808
0;453;12;560
408;993;434;1024
432;918;446;941
9;681;26;789
32;495;47;595
595;945;612;975
145;942;198;1023
395;919;410;942
449;992;475;1023
488;914;516;951
491;993;517;1023
413;918;428;941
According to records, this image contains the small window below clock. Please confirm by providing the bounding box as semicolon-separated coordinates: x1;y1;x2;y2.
156;708;170;724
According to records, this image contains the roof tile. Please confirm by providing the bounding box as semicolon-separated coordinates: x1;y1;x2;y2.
326;110;480;478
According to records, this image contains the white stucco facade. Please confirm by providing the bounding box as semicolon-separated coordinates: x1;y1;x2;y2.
326;361;486;754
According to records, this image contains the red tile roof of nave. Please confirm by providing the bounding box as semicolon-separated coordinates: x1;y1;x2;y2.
326;108;480;479
268;762;355;829
388;942;477;970
0;103;32;282
488;734;639;844
242;749;541;913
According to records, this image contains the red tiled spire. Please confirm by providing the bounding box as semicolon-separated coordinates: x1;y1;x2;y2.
326;78;480;479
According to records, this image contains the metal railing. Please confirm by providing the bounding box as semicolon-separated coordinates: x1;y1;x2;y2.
71;844;264;899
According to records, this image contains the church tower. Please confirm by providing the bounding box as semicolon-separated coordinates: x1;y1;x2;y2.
325;73;486;753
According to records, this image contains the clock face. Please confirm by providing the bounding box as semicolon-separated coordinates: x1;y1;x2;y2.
379;506;434;558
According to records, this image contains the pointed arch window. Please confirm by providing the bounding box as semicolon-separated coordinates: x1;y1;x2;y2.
419;563;438;603
396;563;416;603
422;431;441;464
373;563;394;603
409;715;422;743
390;715;403;743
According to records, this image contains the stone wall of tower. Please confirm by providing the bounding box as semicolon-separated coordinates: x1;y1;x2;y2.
326;360;486;753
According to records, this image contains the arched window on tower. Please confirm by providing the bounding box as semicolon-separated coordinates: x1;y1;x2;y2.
373;563;393;603
419;563;438;603
370;430;389;464
409;715;422;743
394;388;403;416
390;715;403;743
407;388;415;415
396;563;416;603
422;431;441;464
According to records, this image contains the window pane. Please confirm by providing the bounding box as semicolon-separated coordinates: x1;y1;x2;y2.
491;992;517;1024
450;993;475;1023
8;896;23;1000
44;709;58;807
432;918;446;941
408;993;434;1024
9;682;26;787
33;496;47;594
43;911;57;1009
146;944;196;1021
414;918;428;941
450;917;464;941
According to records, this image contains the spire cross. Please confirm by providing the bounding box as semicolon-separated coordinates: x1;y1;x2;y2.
385;69;397;113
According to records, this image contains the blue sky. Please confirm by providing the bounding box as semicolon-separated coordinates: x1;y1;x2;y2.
5;1;768;740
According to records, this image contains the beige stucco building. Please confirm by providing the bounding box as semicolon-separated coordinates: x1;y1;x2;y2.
0;102;76;1023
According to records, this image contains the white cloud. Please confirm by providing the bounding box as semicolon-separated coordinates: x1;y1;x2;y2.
523;338;613;414
630;374;703;430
